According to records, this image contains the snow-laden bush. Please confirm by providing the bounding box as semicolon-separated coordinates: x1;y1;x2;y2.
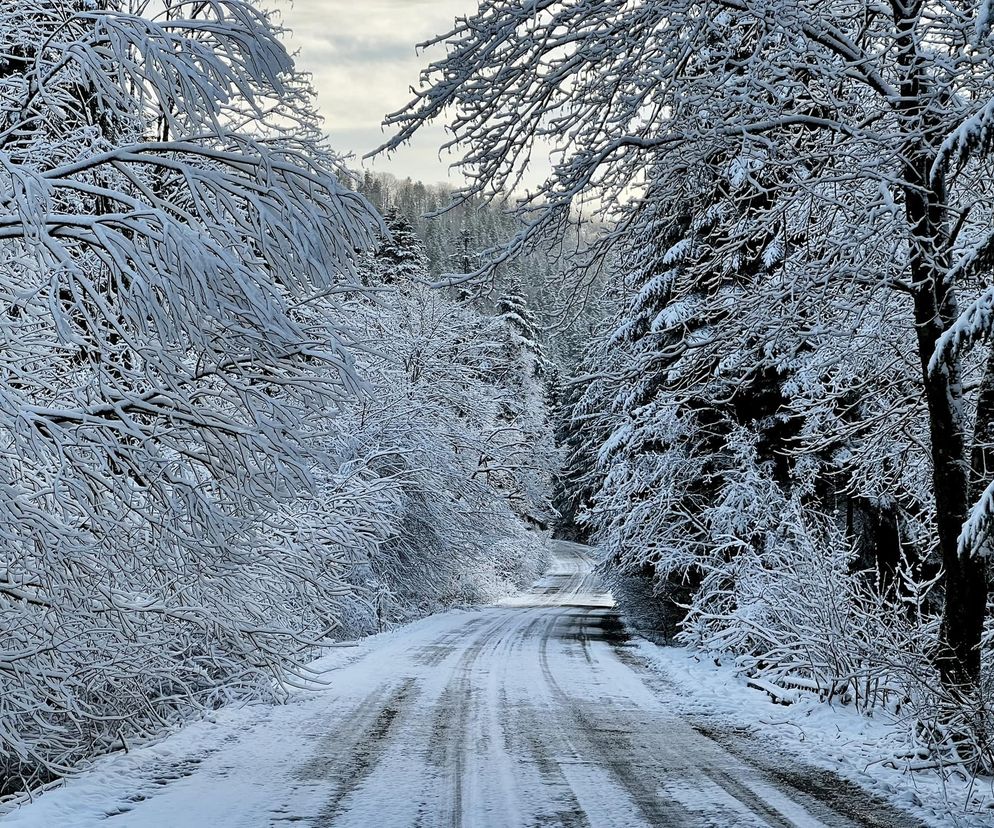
680;490;994;774
328;265;554;633
680;486;934;714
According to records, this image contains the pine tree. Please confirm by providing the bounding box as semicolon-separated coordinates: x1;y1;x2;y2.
375;208;430;283
496;278;546;377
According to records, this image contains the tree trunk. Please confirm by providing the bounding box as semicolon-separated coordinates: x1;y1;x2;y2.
906;180;989;695
905;166;983;693
951;347;994;687
913;290;983;693
895;0;987;696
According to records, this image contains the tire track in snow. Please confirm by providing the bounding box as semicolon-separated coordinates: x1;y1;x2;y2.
536;608;691;826
296;678;417;824
506;696;592;828
420;609;525;828
10;542;924;828
546;602;916;828
502;611;592;828
689;721;919;828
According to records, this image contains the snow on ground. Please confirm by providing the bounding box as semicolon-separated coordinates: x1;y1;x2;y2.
499;542;613;608
634;644;994;827
0;610;474;827
0;541;986;827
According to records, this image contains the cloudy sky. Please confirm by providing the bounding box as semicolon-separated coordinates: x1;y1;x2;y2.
279;0;472;185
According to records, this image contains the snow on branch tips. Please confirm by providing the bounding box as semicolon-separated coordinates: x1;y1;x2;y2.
929;228;994;372
0;0;384;793
931;286;994;374
959;477;994;558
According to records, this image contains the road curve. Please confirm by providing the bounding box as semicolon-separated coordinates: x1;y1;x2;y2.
5;542;920;828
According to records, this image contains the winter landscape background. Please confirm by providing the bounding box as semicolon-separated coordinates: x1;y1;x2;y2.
3;1;994;826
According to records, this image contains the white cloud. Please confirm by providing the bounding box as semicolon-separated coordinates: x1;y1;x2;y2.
276;0;471;184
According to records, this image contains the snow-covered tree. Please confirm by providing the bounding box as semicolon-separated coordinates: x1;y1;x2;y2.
496;281;544;371
549;327;621;542
334;236;553;623
0;0;381;790
379;0;994;705
373;208;429;284
354;171;591;330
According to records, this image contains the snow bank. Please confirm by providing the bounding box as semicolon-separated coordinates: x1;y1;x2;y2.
636;643;994;827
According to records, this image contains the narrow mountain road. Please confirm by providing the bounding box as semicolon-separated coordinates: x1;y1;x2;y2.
5;542;920;828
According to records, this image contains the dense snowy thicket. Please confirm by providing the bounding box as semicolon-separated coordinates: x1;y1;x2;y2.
0;0;553;797
331;217;555;632
383;0;994;773
354;171;607;366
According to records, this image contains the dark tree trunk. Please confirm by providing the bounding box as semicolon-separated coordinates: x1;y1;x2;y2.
954;349;994;683
906;194;984;693
905;167;988;693
894;0;988;697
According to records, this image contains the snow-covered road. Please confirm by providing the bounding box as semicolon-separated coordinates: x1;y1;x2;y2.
4;542;920;828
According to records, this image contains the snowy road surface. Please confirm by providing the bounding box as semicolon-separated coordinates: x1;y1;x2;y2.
5;542;921;828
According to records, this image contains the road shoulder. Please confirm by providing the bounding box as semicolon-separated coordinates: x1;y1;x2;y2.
632;642;994;828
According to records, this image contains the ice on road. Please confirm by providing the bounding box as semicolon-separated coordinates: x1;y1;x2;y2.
4;542;919;827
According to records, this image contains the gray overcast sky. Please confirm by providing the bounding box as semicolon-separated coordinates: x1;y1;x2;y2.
278;0;472;185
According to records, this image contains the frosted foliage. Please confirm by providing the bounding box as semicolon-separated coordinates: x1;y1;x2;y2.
0;0;552;799
385;0;994;731
0;0;390;792
330;274;553;630
683;491;943;721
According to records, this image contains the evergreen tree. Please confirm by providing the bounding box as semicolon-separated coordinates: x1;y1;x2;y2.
496;278;545;376
375;208;430;284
